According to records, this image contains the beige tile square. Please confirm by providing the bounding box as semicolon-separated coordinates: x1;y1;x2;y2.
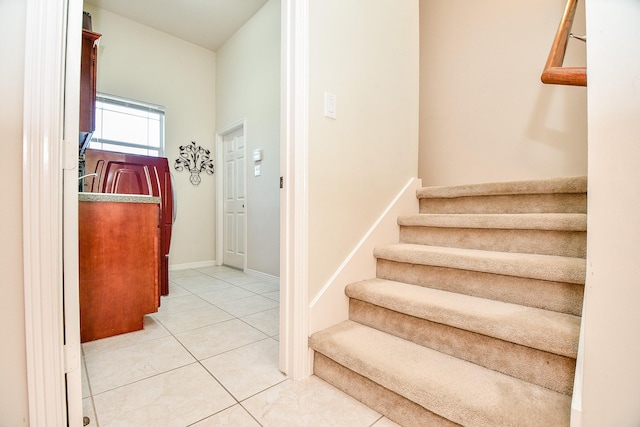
195;265;238;276
154;304;234;334
165;282;192;298
93;363;235;427
262;290;280;302
206;268;246;280
372;417;402;426
198;286;255;305
82;358;91;398
201;339;285;401
243;376;381;427
241;308;279;336
169;268;201;279
83;397;96;426
85;336;195;395
172;275;235;294
221;274;265;286
191;404;260;427
156;294;210;315
239;281;280;294
214;295;279;318
82;315;170;357
175;319;267;360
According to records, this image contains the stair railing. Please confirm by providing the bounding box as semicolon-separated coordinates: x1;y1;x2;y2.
541;0;587;86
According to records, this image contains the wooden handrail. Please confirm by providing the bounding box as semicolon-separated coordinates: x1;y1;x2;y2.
541;0;586;86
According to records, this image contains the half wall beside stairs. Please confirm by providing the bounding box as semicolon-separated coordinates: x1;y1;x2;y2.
309;178;422;335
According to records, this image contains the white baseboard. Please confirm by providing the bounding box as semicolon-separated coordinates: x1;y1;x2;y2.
245;268;280;285
570;407;582;427
169;260;217;270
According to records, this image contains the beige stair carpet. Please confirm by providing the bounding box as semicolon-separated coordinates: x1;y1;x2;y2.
310;176;587;426
311;321;571;427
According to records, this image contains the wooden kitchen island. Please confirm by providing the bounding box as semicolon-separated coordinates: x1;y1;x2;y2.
79;193;160;343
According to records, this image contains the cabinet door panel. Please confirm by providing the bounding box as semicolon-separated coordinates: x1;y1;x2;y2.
79;201;159;342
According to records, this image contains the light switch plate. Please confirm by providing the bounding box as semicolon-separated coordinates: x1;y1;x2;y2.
254;164;261;176
324;91;336;119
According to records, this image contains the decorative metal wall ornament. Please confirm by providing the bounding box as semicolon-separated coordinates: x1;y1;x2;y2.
174;141;215;185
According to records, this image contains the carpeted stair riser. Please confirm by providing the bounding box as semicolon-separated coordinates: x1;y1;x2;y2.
417;176;587;215
419;193;587;214
399;213;587;230
399;226;586;258
417;176;586;199
313;352;461;427
376;258;584;316
349;298;576;395
374;244;586;285
347;279;579;358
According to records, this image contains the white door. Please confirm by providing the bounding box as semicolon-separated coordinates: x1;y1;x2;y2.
223;128;246;269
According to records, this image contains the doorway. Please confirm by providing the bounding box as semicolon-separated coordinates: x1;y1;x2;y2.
23;0;310;424
217;122;247;270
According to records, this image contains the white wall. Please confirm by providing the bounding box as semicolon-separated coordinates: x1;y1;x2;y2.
419;0;588;187
582;1;640;425
216;0;281;276
0;0;29;425
83;4;217;266
308;0;420;300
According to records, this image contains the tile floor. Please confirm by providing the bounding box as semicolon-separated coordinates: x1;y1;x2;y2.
82;265;399;427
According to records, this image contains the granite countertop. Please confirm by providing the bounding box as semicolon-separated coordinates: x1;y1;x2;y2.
79;193;161;204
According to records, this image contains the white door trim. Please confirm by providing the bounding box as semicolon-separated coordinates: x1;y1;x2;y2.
62;0;84;424
23;0;311;424
216;118;248;270
23;0;83;425
280;0;311;379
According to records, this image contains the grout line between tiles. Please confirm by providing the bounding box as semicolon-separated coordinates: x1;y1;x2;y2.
368;415;385;427
81;354;101;427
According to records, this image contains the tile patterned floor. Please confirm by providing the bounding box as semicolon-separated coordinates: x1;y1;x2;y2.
82;266;399;427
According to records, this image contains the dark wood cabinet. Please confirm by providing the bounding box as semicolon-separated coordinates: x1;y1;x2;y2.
79;29;101;153
79;197;160;342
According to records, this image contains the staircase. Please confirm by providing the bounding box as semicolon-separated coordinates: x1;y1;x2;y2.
309;176;587;427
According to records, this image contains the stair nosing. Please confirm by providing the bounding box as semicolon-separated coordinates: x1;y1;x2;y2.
346;278;579;358
397;213;587;231
373;244;586;284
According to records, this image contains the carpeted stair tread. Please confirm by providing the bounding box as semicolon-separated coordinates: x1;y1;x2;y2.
346;278;579;358
417;176;586;199
310;320;571;427
398;213;586;231
374;244;586;284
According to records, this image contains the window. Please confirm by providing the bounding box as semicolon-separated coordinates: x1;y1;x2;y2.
89;93;165;157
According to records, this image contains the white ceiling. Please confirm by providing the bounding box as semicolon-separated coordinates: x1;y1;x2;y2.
84;0;269;51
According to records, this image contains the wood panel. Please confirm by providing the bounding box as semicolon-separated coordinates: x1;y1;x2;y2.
79;30;101;152
79;200;159;342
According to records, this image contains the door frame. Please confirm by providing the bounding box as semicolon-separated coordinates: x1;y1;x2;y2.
280;0;311;379
23;0;311;424
215;118;248;271
22;0;84;425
